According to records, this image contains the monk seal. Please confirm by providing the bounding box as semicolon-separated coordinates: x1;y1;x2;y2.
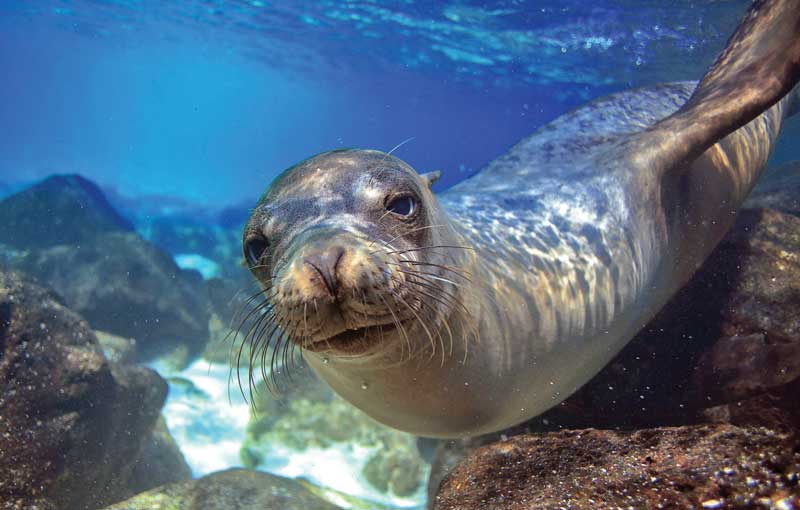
238;0;800;438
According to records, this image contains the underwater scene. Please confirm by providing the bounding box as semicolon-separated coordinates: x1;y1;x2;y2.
1;0;799;509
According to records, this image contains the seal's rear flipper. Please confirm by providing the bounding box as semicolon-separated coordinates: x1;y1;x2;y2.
634;0;800;177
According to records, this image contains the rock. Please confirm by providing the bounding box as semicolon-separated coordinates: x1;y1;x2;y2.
433;425;800;510
15;231;211;363
0;268;168;510
102;469;343;510
127;416;193;495
0;175;212;363
746;161;800;217
0;174;133;250
96;330;138;365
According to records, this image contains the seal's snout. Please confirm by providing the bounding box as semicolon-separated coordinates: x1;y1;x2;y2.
303;245;345;297
272;231;408;353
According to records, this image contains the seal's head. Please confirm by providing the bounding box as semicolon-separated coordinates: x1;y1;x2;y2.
242;149;463;363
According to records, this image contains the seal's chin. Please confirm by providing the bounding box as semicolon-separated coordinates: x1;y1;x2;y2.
306;321;401;355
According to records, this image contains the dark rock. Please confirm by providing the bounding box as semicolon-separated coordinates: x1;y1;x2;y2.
746;161;800;217
0;268;168;510
102;468;343;510
127;416;192;495
16;231;211;362
0;174;133;250
434;425;800;510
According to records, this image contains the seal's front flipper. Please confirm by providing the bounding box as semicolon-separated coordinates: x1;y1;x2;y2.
634;0;800;177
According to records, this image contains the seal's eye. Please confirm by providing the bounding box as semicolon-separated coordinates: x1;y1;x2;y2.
244;237;269;267
385;195;416;217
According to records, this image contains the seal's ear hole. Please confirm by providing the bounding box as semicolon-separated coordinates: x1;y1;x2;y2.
385;195;417;217
244;237;269;267
419;170;441;189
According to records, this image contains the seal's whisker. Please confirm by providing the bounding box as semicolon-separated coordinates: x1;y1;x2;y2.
392;291;438;361
401;279;461;364
225;290;275;347
286;319;303;380
264;317;288;396
402;280;457;358
403;271;466;304
382;282;412;361
400;269;481;358
396;259;472;282
378;293;413;362
369;137;416;187
248;311;281;401
280;320;300;387
272;316;297;394
225;284;272;331
302;302;309;340
228;298;273;404
394;270;470;324
398;283;449;365
385;244;475;256
262;325;279;395
412;297;451;367
367;211;398;247
382;224;446;247
235;303;274;405
393;266;464;293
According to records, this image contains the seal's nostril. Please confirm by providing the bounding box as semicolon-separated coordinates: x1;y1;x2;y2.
304;246;345;297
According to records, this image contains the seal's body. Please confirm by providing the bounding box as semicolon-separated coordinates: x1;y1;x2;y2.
242;0;800;437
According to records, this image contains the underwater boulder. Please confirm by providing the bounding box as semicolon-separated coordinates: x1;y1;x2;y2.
15;230;211;363
0;174;134;250
0;268;170;510
101;469;343;510
0;174;213;364
433;425;799;510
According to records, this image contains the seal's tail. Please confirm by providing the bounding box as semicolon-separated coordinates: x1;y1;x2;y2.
632;0;800;177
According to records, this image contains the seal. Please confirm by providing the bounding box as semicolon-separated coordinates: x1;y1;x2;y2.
239;0;800;438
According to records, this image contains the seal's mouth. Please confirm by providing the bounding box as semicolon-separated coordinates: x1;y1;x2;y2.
306;320;401;353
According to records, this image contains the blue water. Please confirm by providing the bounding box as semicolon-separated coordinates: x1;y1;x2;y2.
0;0;758;209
